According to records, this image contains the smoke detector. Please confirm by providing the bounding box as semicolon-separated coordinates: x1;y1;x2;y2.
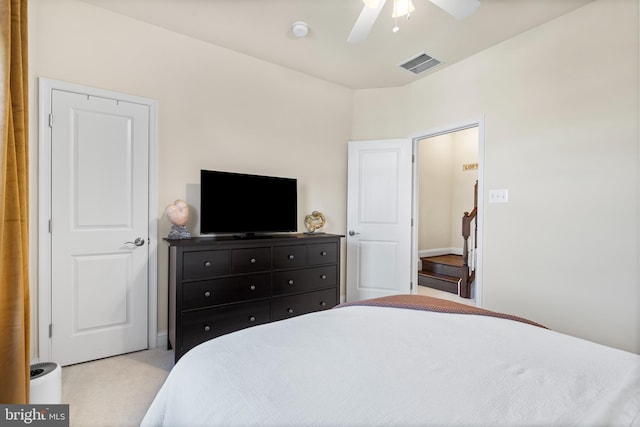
291;21;309;38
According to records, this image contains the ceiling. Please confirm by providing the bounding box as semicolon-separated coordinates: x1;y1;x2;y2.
79;0;593;90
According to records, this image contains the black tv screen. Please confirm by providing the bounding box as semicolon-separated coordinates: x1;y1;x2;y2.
200;170;297;235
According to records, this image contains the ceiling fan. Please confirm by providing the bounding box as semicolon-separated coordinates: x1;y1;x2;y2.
347;0;480;44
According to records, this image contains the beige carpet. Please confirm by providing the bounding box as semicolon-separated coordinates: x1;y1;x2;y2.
62;347;174;427
416;284;476;306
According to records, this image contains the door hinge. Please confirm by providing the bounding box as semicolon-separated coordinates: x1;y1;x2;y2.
48;113;53;128
410;282;414;291
48;219;52;233
49;323;52;338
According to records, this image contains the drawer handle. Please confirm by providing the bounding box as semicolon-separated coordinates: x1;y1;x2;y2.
288;254;294;260
204;261;211;268
204;325;211;332
321;251;327;256
320;301;327;307
288;279;294;285
250;285;256;291
249;316;256;322
250;258;256;264
320;274;327;280
204;291;211;297
287;308;294;314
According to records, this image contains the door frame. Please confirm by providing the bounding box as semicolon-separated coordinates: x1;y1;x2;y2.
410;117;485;307
37;78;159;362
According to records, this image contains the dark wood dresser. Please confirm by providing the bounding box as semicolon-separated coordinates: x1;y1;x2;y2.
164;233;343;362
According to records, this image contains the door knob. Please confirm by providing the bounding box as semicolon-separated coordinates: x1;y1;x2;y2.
125;237;145;247
348;230;360;236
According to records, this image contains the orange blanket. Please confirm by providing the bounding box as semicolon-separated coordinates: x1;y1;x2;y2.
337;294;547;329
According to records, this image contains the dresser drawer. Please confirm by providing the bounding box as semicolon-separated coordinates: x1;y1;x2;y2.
166;234;343;362
183;250;230;280
181;301;270;353
307;242;338;265
182;273;270;310
271;288;337;321
231;247;271;273
273;245;307;269
272;265;337;295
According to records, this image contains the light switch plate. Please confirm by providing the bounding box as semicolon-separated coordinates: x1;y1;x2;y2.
489;189;508;203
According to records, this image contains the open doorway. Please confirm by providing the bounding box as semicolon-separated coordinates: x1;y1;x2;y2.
412;123;483;306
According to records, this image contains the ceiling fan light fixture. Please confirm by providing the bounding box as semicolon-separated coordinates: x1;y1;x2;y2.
392;0;415;18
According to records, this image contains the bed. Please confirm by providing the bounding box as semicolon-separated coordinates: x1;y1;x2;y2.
142;295;640;426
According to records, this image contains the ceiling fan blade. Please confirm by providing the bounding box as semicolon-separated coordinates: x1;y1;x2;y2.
429;0;480;19
347;0;388;44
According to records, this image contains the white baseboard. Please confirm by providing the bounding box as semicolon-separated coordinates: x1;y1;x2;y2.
155;331;168;349
418;247;463;258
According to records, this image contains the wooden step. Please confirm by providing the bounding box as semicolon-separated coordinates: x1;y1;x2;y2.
418;271;459;294
420;254;464;278
419;254;464;295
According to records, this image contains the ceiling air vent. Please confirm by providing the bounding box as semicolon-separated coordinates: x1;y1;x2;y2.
399;53;442;75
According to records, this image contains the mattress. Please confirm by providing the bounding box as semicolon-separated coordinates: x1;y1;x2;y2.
142;296;640;426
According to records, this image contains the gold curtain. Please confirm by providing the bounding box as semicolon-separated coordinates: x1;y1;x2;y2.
0;0;30;404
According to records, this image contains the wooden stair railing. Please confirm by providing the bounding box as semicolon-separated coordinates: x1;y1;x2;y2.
460;180;478;298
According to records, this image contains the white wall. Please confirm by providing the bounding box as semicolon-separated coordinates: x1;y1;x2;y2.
418;128;478;254
418;133;454;252
28;0;352;358
354;0;640;353
448;129;479;250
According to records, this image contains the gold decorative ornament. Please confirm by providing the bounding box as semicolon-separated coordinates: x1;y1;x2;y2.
304;211;326;233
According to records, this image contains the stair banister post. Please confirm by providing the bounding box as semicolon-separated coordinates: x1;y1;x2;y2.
462;212;470;268
461;212;471;298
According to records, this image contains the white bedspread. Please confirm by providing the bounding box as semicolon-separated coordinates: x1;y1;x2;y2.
142;305;640;426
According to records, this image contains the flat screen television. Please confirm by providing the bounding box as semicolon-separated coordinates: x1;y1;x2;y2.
200;169;297;236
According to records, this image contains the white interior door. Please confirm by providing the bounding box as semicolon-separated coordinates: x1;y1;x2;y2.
50;89;150;366
346;139;413;302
